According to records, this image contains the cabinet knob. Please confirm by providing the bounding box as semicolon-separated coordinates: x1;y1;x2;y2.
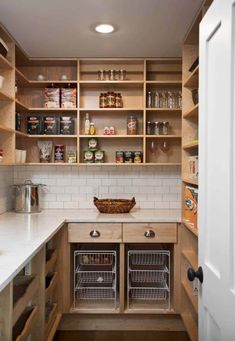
90;229;100;238
187;266;203;284
144;230;155;238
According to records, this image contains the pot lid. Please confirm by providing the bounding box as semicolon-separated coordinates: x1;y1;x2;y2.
13;180;46;187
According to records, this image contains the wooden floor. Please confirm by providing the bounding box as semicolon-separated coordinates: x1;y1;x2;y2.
54;331;190;341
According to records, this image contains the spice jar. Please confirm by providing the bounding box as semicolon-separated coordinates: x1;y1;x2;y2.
99;93;106;108
115;93;123;108
146;121;153;135
108;70;115;81
98;70;105;81
127;115;138;135
119;69;126;80
154;121;162;135
162;121;169;135
89;122;95;135
107;92;115;108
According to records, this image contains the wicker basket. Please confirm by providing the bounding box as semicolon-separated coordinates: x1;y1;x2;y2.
94;197;136;214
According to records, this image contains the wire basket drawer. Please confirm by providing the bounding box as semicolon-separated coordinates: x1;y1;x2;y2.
129;251;170;267
130;270;168;284
75;287;115;300
76;271;114;285
130;287;169;301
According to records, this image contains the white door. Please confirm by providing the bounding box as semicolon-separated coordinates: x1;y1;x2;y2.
199;0;235;340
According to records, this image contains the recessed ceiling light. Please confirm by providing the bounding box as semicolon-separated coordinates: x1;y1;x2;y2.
95;24;114;34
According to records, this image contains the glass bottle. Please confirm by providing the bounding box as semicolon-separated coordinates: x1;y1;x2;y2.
167;91;174;108
146;121;152;135
162;91;167;108
89;122;95;135
84;113;90;135
162;121;169;135
147;91;152;108
177;91;182;108
154;91;160;108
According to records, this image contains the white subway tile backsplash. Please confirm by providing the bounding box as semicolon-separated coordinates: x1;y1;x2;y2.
11;165;181;210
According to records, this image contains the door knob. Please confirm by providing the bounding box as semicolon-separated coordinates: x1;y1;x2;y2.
144;230;155;238
187;266;203;284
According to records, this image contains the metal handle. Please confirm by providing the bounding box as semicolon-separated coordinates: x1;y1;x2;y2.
144;230;155;238
90;229;100;238
187;266;203;284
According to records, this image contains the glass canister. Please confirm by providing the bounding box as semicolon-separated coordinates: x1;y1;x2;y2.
127;115;138;135
108;70;115;81
146;91;153;108
154;121;162;135
162;121;169;135
119;69;126;80
107;92;116;108
99;93;106;108
146;121;153;135
98;70;105;81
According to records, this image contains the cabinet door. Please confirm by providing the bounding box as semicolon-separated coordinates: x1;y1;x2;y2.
199;1;235;339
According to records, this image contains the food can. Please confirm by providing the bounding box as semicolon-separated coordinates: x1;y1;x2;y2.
133;151;142;163
95;150;105;163
84;150;94;163
116;151;124;163
88;138;98;149
124;151;133;163
54;145;65;163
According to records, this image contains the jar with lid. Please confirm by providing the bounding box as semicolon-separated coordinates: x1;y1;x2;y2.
119;69;126;81
107;92;115;108
89;122;95;135
154;121;162;135
99;93;106;108
146;121;153;135
115;93;123;108
127;115;138;135
162;121;169;135
98;70;105;81
108;70;115;81
177;91;182;108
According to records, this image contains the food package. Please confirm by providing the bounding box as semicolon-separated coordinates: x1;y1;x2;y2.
27;116;43;134
43;116;59;135
61;88;77;108
38;141;53;163
44;88;60;108
183;186;198;228
60;116;74;135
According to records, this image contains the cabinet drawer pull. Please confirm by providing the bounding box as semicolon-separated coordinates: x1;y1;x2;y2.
144;230;155;238
90;229;100;238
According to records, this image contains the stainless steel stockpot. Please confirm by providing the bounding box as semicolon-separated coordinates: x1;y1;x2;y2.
12;180;46;213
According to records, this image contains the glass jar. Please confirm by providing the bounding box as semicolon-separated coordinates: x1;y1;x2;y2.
146;121;152;135
107;92;115;108
167;91;174;108
162;121;169;135
109;70;115;81
98;70;105;81
127;115;138;135
99;93;106;108
154;121;162;135
177;91;182;108
147;91;153;108
115;93;123;108
119;69;126;81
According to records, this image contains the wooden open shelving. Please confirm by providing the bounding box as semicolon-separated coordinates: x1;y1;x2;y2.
183;104;198;119
183;66;199;88
9;54;183;165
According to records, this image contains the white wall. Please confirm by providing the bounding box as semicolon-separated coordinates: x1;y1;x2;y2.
13;165;181;210
0;166;13;214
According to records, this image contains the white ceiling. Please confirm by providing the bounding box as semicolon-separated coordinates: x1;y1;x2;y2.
0;0;203;58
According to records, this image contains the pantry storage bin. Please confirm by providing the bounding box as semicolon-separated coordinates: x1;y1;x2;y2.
74;246;117;310
127;249;170;311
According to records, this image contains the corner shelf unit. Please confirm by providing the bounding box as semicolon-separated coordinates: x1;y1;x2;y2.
0;36;183;166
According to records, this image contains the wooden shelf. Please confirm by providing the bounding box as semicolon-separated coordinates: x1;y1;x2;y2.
182;250;198;270
181;312;198;341
14;306;38;341
183;219;198;237
46;313;61;341
0;54;14;69
182;280;198;312
15;68;29;86
183;141;198;150
80;135;143;138
79;80;144;87
146;135;181;138
146;108;181;112
0;89;14;101
0;124;15;134
146;80;182;86
13;275;38;325
182;177;198;186
45;249;57;274
183;104;198;119
28;134;76;138
184;66;199;88
16;99;29;112
45;272;58;301
45;303;58;339
79;108;144;111
28;107;78;112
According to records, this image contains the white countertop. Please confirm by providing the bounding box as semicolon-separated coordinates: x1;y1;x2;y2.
0;208;180;292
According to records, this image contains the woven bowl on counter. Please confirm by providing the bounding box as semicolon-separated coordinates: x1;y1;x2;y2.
94;197;136;214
